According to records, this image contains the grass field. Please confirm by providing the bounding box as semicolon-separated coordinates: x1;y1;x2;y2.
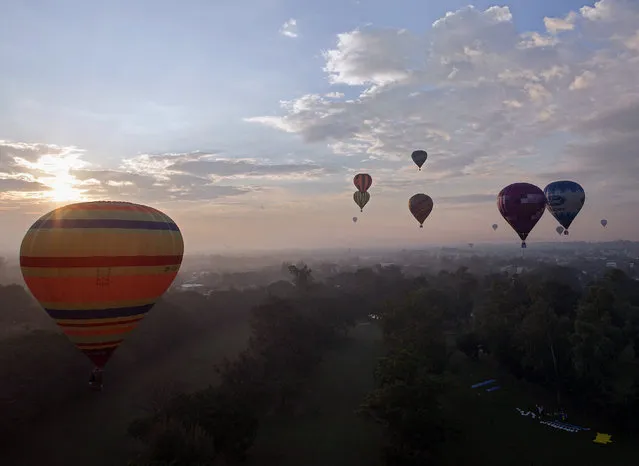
0;320;251;466
443;355;638;466
247;322;386;466
247;323;638;466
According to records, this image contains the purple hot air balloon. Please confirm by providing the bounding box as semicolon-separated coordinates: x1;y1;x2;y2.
497;183;546;248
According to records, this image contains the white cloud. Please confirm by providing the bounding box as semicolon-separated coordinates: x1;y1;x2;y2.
246;0;639;197
544;13;577;34
279;18;298;38
0;143;339;207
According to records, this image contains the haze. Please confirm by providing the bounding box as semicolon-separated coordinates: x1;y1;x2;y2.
2;0;638;254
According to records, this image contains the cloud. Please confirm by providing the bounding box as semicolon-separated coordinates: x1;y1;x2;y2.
438;193;496;205
246;0;639;189
279;18;298;38
0;141;343;209
0;178;50;192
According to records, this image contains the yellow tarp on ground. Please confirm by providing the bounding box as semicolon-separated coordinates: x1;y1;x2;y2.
593;433;612;445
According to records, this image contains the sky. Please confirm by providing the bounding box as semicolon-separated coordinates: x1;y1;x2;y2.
1;0;638;253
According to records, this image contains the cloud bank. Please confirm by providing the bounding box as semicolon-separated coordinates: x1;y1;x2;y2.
248;1;639;198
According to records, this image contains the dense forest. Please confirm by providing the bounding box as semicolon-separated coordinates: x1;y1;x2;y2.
1;263;638;465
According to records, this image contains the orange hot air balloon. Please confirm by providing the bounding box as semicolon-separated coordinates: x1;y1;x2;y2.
20;201;184;386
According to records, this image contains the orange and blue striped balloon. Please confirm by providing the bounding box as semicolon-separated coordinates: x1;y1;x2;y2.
20;201;184;368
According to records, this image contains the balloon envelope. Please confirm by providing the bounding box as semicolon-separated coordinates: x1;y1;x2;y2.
544;181;585;232
408;194;434;227
411;150;427;170
352;217;358;223
20;201;184;368
353;191;370;212
353;173;372;193
556;226;565;235
497;183;546;245
601;219;608;227
492;224;498;231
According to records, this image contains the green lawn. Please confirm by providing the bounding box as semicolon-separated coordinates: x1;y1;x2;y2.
247;322;385;466
443;356;637;466
0;320;251;466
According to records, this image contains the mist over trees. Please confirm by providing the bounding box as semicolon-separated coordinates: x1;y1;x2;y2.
1;254;639;465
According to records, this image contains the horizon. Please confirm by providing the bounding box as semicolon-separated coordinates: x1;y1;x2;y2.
2;0;638;253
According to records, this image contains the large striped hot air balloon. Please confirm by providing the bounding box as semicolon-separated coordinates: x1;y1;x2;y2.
20;201;184;388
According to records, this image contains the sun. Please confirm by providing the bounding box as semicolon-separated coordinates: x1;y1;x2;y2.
48;177;84;203
34;154;87;203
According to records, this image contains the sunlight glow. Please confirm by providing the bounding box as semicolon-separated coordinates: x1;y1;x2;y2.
37;153;88;203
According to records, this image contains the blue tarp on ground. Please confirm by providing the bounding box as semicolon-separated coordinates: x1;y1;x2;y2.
471;379;496;389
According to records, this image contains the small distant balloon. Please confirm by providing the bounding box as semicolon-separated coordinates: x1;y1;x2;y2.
492;224;498;231
353;173;372;193
411;150;428;170
556;226;564;235
408;194;434;228
544;181;585;235
353;191;370;212
468;243;474;248
352;217;358;223
601;219;608;227
497;182;546;248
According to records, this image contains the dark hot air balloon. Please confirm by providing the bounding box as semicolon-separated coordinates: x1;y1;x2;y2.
411;150;428;170
353;173;372;193
492;224;498;231
352;216;358;223
544;180;585;235
408;194;433;228
497;183;546;248
353;191;370;212
556;226;564;235
601;219;608;227
20;201;184;390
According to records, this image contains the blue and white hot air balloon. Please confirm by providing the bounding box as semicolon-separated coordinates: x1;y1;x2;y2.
544;181;585;235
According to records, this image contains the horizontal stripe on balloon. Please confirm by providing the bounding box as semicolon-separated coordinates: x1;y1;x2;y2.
21;264;180;278
64;202;163;213
47;304;154;320
38;208;174;222
76;340;123;348
68;330;136;344
20;229;183;257
20;255;182;268
29;218;180;231
40;297;156;311
24;273;177;303
57;316;143;327
63;324;137;337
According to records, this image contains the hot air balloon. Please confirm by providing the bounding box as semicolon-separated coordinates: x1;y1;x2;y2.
601;219;608;227
353;173;372;193
353;191;370;212
20;201;184;390
411;150;427;171
544;181;585;235
408;194;433;228
497;183;546;248
468;243;474;248
492;224;498;231
352;217;358;223
556;226;564;235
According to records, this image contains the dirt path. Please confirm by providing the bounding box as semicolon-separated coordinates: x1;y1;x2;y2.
1;320;251;466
